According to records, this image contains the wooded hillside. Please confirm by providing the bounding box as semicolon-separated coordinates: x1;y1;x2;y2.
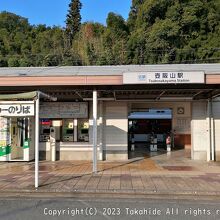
0;0;219;67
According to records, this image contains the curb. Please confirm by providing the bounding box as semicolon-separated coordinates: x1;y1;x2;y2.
1;189;220;200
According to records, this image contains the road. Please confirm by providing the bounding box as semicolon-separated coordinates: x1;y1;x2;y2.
0;196;220;220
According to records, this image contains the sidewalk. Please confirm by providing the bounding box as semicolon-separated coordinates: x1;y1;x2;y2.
0;149;220;197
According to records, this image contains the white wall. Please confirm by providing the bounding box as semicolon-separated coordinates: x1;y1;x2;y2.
103;101;128;160
191;102;208;160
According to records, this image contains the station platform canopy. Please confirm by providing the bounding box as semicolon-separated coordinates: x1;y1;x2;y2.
0;64;220;101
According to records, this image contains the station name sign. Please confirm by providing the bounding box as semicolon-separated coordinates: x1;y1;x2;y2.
123;71;205;84
0;103;35;116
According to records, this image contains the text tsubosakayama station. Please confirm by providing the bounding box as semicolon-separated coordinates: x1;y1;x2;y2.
0;64;220;166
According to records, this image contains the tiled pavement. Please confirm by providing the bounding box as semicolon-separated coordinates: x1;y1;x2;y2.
0;149;220;196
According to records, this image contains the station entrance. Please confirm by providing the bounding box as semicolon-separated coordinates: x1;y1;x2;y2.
128;109;172;159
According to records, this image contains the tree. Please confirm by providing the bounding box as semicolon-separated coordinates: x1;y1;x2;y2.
126;0;220;64
8;57;19;67
128;0;145;31
65;0;82;43
72;22;105;65
0;56;8;67
103;13;129;64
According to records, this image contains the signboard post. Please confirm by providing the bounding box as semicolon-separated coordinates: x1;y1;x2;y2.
0;100;39;187
0;91;56;188
35;95;39;188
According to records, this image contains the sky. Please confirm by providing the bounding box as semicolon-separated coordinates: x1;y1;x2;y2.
0;0;132;27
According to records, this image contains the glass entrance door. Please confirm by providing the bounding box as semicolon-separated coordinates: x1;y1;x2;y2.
10;118;29;160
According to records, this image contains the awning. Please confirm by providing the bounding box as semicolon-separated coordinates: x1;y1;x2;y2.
0;91;37;100
0;91;57;101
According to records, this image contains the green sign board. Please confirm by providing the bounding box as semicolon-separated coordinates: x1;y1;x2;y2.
0;145;11;157
23;139;30;149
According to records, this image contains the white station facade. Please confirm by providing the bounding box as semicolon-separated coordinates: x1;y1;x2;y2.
0;64;220;162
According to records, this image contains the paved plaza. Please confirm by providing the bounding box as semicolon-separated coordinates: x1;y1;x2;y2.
0;149;220;196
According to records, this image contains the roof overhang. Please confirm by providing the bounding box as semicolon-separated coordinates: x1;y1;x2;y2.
0;91;57;101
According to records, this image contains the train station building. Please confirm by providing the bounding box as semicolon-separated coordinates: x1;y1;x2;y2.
0;64;220;163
